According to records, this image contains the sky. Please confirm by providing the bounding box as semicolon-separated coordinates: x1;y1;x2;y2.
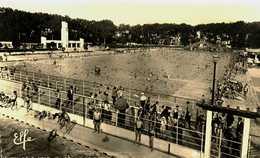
1;0;260;26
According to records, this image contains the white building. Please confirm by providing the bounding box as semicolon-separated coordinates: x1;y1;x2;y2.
0;41;13;48
41;21;84;51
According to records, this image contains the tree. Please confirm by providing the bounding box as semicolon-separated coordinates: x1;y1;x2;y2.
1;8;260;48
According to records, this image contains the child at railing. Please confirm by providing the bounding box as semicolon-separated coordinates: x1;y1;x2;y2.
87;93;97;119
160;116;167;139
135;116;143;144
93;107;102;133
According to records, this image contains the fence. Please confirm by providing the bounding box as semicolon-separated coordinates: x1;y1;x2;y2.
6;69;200;116
210;133;242;158
248;134;260;158
1;70;253;158
0;74;206;151
16;70;197;101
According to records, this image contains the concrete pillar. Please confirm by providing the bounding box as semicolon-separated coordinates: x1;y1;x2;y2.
204;110;212;158
80;38;84;50
41;36;47;49
241;118;250;158
61;21;69;49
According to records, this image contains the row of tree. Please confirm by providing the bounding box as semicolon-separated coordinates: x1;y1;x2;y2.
0;8;260;48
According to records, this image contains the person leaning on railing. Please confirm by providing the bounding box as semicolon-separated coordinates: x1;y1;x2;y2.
67;86;74;107
101;91;112;123
55;89;61;109
114;91;129;128
87;93;96;119
135;116;143;144
140;92;147;109
93;107;102;133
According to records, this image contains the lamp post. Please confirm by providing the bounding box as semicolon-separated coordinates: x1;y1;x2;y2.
211;55;219;106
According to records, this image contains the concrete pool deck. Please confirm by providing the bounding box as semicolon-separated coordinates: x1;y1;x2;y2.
0;95;185;158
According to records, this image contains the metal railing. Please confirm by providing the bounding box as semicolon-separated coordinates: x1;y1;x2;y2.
1;70;251;158
12;69;199;103
248;134;260;158
210;128;243;158
0;77;206;151
1;69;202;121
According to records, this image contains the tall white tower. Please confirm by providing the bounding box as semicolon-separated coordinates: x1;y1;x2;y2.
61;21;69;48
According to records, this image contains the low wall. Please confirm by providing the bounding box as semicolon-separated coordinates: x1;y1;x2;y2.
0;79;203;158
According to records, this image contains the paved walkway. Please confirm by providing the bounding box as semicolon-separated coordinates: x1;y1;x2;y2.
0;105;179;158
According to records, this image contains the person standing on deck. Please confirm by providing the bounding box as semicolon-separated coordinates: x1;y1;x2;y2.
135;117;143;144
55;89;61;109
114;91;129;128
67;86;74;107
93;107;102;133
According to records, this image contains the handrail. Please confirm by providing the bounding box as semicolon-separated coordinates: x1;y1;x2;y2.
0;76;244;154
14;69;199;103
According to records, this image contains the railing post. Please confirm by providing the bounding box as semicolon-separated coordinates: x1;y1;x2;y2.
64;78;66;91
48;75;50;88
60;93;62;111
204;110;213;158
200;124;205;158
128;88;130;105
82;80;84;96
83;97;86;126
168;143;171;154
0;133;2;157
241;118;251;158
115;110;118;127
218;129;223;158
72;97;75;114
13;71;16;80
19;83;22;99
38;90;40;104
176;118;179;144
49;88;51;106
248;136;251;158
20;71;22;82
